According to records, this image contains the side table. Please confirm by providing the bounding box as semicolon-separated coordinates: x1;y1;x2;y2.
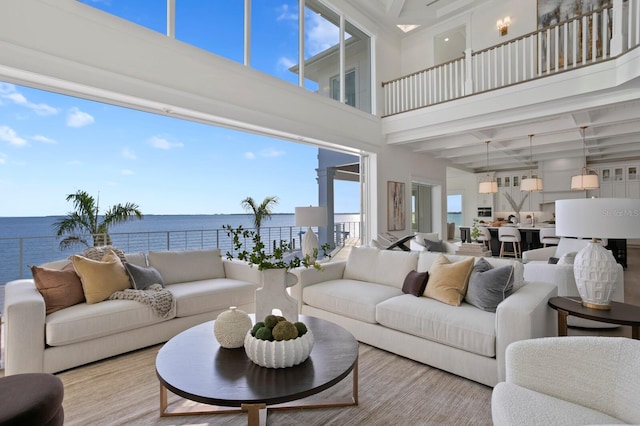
548;296;640;339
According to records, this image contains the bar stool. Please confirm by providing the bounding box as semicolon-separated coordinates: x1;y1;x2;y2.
476;226;492;250
498;226;521;258
539;227;560;248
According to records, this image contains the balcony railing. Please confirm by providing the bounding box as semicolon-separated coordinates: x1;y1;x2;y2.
382;0;640;116
0;222;360;283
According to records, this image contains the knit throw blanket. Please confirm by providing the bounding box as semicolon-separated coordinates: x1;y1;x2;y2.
109;284;175;319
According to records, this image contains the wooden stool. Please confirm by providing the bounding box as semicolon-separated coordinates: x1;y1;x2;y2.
498;226;521;258
0;373;64;426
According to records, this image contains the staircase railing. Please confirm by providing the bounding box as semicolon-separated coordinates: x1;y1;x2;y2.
383;0;639;116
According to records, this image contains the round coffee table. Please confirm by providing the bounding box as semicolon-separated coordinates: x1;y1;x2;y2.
156;315;358;425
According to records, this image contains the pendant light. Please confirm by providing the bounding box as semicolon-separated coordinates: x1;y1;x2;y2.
478;141;498;194
571;126;600;190
520;134;543;192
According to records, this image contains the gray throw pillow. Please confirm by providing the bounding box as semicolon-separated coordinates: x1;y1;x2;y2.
424;239;446;253
124;262;164;290
465;258;514;312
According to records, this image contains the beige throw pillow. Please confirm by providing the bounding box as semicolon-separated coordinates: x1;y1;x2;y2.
424;254;474;306
72;250;131;304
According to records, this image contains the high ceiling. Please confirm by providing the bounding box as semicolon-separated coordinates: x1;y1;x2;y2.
350;0;640;173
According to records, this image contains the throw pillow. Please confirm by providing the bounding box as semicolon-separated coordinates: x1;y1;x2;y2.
72;250;131;304
465;258;514;312
558;252;577;265
402;270;429;297
548;257;559;264
31;263;85;314
423;254;474;306
423;239;446;253
124;262;164;290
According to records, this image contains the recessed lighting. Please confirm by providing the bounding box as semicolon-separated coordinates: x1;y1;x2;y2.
444;37;449;42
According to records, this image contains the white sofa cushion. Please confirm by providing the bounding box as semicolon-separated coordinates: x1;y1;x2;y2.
46;299;172;346
417;252;471;272
302;279;403;323
167;278;257;318
148;248;225;285
376;294;496;357
343;247;418;289
492;382;624;425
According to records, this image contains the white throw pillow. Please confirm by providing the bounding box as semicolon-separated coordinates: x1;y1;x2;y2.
558;252;577;265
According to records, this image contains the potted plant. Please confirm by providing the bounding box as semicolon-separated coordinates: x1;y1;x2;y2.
470;219;481;242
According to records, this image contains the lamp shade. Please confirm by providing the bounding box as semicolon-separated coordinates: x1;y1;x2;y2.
570;173;599;190
478;180;498;194
520;177;543;192
555;198;640;239
295;206;327;227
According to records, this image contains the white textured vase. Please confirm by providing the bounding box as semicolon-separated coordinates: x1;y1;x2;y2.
573;242;619;309
244;329;314;368
214;306;252;348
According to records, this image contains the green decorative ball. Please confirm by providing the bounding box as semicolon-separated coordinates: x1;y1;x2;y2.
293;321;308;336
251;322;265;336
264;315;279;329
272;321;299;341
255;326;273;341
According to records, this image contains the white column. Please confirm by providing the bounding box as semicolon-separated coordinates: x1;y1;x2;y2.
464;48;473;95
317;166;336;248
166;0;175;38
610;0;625;56
244;0;251;66
298;0;305;87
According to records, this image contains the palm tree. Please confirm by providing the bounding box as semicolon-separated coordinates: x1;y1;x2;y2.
54;190;143;249
241;196;279;232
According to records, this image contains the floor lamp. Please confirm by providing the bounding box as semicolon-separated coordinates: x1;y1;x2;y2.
555;198;640;309
295;206;327;261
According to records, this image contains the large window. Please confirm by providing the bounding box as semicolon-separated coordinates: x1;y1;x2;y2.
331;69;356;107
447;194;463;227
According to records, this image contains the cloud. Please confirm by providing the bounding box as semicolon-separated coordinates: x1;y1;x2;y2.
67;107;95;127
277;4;297;22
244;152;256;160
0;153;6;164
305;11;340;56
121;169;135;176
0;83;60;116
32;135;57;144
148;135;184;150
277;56;296;70
122;147;137;159
0;125;28;146
260;148;286;158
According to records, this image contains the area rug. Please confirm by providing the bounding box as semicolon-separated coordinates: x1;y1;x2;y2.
58;342;492;425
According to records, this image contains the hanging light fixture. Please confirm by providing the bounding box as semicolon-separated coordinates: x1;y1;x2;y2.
571;126;600;190
478;141;498;194
520;134;543;192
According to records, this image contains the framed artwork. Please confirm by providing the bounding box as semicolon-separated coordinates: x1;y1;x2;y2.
387;181;405;231
537;0;611;71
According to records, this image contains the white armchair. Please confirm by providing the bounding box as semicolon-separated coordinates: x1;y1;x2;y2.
492;336;640;425
523;238;624;328
408;232;458;254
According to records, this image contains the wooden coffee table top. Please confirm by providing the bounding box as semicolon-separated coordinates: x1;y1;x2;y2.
548;296;640;327
155;315;358;407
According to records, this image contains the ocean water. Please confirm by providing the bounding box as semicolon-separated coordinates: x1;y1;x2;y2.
0;213;360;284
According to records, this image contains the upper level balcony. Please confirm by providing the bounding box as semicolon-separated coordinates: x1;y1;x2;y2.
380;0;640;172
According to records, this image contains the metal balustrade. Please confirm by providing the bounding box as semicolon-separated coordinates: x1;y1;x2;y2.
382;1;639;116
0;222;360;283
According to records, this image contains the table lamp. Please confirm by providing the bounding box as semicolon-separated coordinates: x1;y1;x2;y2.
295;206;327;261
555;198;640;309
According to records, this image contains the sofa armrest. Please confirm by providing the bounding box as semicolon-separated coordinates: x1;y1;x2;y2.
495;281;557;383
289;261;346;312
521;246;557;262
222;259;261;285
4;280;47;375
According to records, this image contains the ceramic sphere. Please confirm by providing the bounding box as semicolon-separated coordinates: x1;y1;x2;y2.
214;307;252;348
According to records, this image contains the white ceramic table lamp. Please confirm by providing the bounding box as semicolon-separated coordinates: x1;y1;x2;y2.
555;198;640;309
295;206;327;261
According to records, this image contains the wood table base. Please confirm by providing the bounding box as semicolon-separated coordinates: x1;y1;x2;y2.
160;358;358;424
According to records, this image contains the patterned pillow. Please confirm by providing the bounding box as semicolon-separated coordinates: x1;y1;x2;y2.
78;245;126;263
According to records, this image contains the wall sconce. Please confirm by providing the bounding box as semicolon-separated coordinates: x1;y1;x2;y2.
496;16;511;36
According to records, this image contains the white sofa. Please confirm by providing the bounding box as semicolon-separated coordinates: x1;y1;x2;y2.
291;247;557;387
3;248;260;375
522;238;624;328
492;336;640;425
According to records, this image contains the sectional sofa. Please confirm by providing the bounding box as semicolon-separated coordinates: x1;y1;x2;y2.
3;248;260;375
291;247;557;387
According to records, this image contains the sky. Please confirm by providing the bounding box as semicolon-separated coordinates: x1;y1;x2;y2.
0;1;360;217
